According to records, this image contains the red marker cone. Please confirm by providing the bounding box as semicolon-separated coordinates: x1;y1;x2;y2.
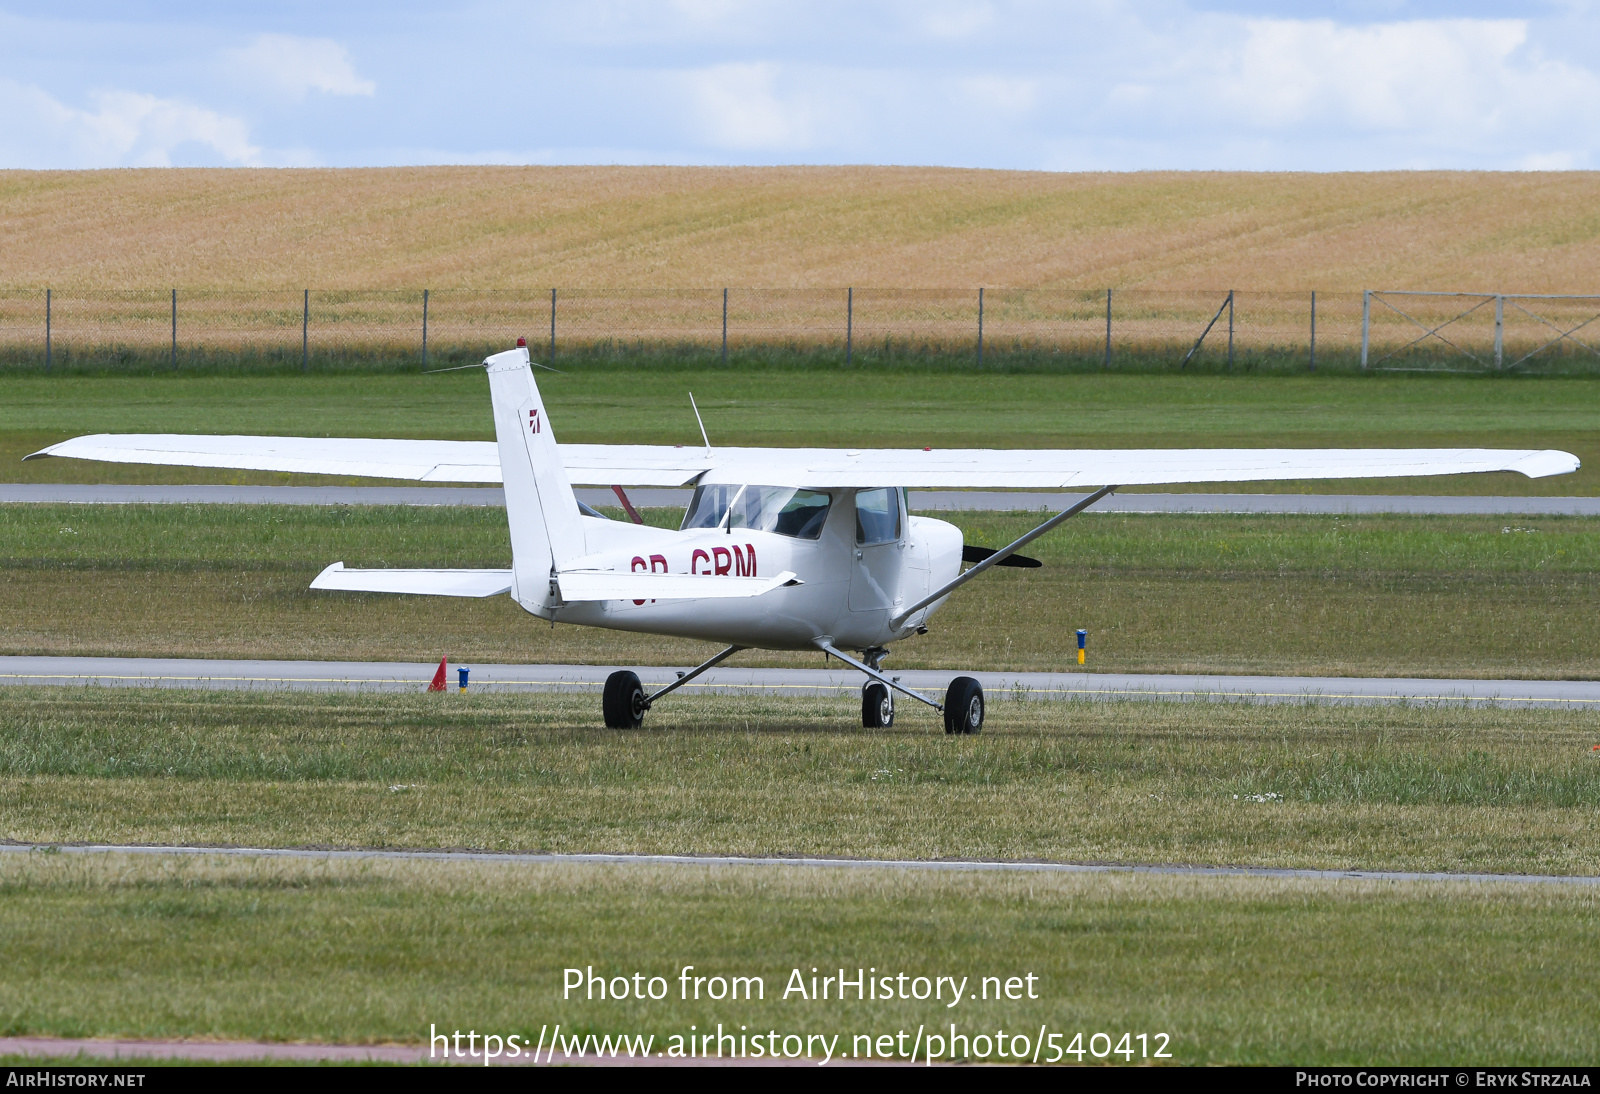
428;657;448;692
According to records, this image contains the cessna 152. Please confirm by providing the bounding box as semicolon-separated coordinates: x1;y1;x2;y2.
29;341;1580;734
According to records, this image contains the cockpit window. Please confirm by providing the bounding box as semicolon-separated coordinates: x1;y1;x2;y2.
854;487;901;546
682;485;832;540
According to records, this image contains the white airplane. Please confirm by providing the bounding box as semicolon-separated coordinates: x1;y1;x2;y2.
29;341;1580;734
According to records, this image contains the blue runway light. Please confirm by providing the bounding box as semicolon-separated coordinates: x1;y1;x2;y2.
457;667;470;691
1076;629;1087;666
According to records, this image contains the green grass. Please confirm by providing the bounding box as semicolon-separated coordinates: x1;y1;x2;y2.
4;503;1597;1067
15;338;1565;378
4;503;1600;678
3;369;1599;495
4;688;1599;874
5;340;1292;378
2;853;1598;1065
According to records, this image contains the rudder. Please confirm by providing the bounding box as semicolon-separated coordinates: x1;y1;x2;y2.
485;345;585;618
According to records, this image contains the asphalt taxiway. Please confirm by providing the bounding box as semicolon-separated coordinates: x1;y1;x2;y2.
5;482;1599;514
3;655;1598;708
2;842;1596;888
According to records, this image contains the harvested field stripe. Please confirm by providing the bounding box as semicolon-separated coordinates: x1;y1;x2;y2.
4;843;1598;887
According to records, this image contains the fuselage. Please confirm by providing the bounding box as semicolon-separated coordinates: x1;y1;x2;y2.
537;487;964;651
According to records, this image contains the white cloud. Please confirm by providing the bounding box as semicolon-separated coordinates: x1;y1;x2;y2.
1517;150;1582;169
1217;18;1600;132
1089;13;1600;166
920;3;996;39
224;33;376;99
4;2;1600;169
668;0;755;24
0;79;260;168
686;62;830;150
956;75;1037;115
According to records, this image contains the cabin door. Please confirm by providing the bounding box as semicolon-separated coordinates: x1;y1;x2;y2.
848;488;906;613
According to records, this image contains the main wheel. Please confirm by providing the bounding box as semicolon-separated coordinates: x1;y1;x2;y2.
943;677;984;735
602;670;646;729
862;682;894;728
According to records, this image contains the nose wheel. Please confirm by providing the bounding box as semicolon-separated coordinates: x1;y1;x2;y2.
861;682;894;728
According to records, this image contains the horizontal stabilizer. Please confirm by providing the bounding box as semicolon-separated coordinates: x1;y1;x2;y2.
556;569;801;602
310;562;512;597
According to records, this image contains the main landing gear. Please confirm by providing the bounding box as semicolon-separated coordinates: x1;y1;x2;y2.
941;676;984;735
602;645;746;729
602;644;984;734
601;670;647;729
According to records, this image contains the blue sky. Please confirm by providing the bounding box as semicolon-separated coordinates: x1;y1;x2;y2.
2;1;1597;170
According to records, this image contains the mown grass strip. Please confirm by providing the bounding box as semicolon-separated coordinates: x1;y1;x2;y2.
2;852;1598;1064
4;371;1599;495
2;688;1597;874
5;505;1600;678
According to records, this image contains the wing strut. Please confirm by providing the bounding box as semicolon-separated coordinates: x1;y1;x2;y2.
642;644;747;708
889;484;1118;631
610;485;645;524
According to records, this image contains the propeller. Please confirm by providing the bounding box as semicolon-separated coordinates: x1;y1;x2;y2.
961;544;1041;568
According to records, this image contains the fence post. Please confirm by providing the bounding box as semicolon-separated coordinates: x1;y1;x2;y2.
1104;288;1112;369
549;288;556;365
1361;291;1371;369
846;287;853;366
44;288;51;374
1226;289;1234;371
976;287;984;368
1309;290;1316;372
422;289;429;370
721;287;728;366
302;289;309;373
171;288;178;370
1494;293;1504;369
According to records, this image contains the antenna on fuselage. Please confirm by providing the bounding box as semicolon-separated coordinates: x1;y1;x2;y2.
689;393;712;457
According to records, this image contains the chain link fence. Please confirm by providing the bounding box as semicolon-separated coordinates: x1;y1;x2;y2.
1;287;1595;374
1360;291;1600;372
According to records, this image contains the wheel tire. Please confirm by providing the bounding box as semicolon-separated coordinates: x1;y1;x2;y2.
943;677;984;735
862;682;894;728
602;670;646;729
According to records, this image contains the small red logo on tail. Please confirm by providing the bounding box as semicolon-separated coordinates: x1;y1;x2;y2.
528;409;541;434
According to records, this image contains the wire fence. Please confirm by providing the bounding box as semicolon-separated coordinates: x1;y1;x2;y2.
2;287;1596;374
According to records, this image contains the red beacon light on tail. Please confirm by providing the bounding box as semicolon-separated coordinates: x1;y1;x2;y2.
516;337;526;347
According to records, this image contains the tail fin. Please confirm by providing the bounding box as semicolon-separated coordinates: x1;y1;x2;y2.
485;345;585;618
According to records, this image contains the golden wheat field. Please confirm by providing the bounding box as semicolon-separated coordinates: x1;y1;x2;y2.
4;167;1599;291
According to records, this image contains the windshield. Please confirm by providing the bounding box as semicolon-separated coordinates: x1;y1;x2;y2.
682;485;832;540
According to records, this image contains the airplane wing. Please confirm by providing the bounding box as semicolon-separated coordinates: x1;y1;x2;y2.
311;562;512;597
693;446;1581;487
29;434;506;483
24;434;712;486
26;434;1578;487
555;569;801;601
